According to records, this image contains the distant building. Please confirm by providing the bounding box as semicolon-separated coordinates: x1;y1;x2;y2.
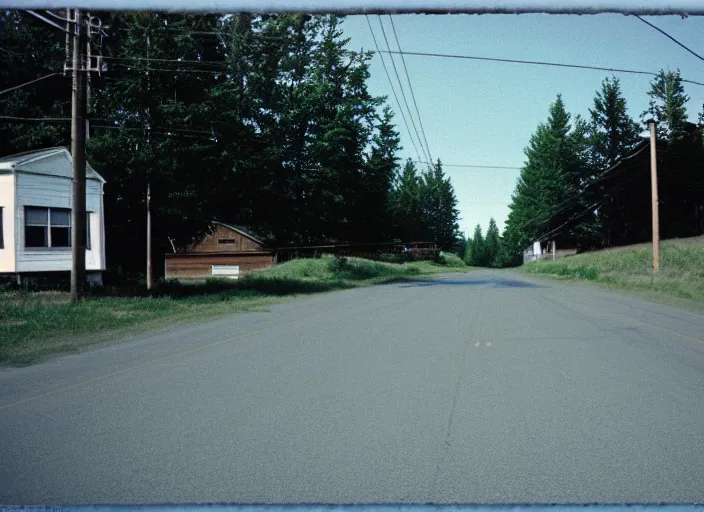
165;222;275;279
0;147;107;284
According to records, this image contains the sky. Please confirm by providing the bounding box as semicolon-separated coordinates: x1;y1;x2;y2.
340;13;704;237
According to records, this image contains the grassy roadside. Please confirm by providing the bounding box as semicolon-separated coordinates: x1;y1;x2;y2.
520;236;704;302
1;255;470;366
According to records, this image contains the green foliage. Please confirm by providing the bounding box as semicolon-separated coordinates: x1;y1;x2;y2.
484;218;501;267
521;236;704;302
464;238;472;265
587;76;641;248
642;69;690;141
327;255;349;273
504;95;583;258
469;224;485;266
589;76;641;170
437;251;466;267
0;11;71;153
390;159;461;250
1;12;462;277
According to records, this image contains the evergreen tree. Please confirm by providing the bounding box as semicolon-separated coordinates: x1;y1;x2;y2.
0;10;70;153
469;224;484;267
503;95;576;258
390;159;421;242
361;105;401;242
484;218;501;267
642;69;690;141
587;76;641;247
589;76;641;169
418;159;460;250
1;12;461;277
464;236;472;265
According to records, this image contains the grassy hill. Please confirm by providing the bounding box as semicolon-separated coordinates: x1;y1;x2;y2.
521;236;704;301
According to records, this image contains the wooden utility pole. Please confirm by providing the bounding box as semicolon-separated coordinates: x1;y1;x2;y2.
147;182;153;290
145;31;153;291
70;9;87;301
648;119;660;273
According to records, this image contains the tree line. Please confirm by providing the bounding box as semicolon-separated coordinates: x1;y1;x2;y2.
1;12;461;275
470;71;704;267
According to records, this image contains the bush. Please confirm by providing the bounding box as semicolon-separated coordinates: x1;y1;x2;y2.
438;251;466;268
327;255;349;273
378;252;410;264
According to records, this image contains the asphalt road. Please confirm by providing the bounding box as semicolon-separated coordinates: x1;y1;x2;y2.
2;270;704;505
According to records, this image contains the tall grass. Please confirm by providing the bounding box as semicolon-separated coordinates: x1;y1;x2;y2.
521;236;704;301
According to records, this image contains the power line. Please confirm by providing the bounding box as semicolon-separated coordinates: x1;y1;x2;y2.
42;9;70;22
633;15;704;62
364;15;423;164
0;115;70;121
110;63;229;75
25;10;70;34
376;15;430;164
377;49;704;88
103;56;227;65
389;15;433;164
0;73;62;96
415;161;521;169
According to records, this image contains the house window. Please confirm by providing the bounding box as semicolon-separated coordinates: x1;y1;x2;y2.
24;207;92;249
25;207;71;248
50;209;71;247
25;207;51;248
218;238;237;246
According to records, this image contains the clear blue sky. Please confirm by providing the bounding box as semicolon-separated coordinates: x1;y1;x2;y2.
341;14;704;237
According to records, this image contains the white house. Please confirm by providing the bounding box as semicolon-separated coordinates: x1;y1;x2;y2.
0;147;106;284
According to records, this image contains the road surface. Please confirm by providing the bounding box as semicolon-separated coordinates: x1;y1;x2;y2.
2;270;704;505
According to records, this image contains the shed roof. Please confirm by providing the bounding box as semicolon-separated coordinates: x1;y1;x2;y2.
0;147;106;183
214;222;269;247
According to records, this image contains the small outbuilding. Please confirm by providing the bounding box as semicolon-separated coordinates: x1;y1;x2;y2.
165;222;275;279
0;147;106;284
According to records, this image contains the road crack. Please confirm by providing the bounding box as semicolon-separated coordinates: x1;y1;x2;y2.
430;285;485;500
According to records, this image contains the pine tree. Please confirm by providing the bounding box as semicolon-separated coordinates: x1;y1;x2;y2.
390;159;421;242
361;105;401;242
642;69;690;141
418;159;460;250
484;218;501;267
469;224;484;267
0;10;70;153
504;95;574;258
587;76;641;247
589;76;641;169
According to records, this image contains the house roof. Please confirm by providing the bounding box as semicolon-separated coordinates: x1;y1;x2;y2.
0;147;106;183
214;222;269;247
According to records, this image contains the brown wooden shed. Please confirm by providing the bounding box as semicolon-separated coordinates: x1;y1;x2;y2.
165;222;275;279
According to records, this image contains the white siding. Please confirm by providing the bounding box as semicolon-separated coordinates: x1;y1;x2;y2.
15;172;105;272
0;173;16;272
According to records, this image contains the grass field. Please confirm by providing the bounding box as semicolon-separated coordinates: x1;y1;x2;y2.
0;255;468;366
521;236;704;302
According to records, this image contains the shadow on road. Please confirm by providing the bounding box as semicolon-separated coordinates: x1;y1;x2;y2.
399;278;545;289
